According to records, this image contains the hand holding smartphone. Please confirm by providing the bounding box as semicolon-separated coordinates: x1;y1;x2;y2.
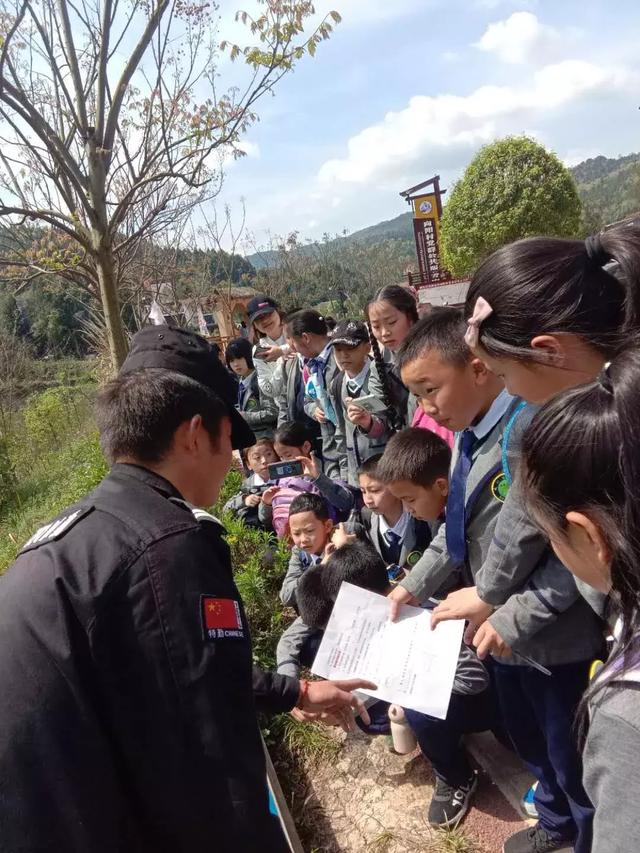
267;460;305;480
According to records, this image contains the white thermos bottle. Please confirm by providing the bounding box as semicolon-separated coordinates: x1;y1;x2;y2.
388;704;418;754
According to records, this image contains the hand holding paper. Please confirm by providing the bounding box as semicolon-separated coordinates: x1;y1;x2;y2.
311;583;464;719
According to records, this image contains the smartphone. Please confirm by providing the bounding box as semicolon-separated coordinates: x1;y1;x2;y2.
268;460;304;480
386;563;404;584
347;394;387;414
253;345;271;359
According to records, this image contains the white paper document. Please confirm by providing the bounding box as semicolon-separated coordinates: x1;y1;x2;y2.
311;582;465;719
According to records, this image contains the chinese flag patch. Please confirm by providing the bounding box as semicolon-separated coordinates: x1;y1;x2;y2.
202;596;244;640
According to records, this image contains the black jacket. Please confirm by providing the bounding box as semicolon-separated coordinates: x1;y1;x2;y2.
0;463;297;853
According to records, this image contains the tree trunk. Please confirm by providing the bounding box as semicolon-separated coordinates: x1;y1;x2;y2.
96;250;129;371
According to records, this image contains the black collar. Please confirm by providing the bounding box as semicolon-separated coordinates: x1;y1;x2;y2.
109;463;185;501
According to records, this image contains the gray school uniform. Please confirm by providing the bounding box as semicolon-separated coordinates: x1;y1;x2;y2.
583;669;640;853
360;507;434;570
368;347;418;430
331;362;390;487
303;348;347;480
401;393;604;668
236;370;277;440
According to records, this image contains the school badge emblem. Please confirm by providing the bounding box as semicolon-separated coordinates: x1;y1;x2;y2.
491;473;509;503
406;550;422;568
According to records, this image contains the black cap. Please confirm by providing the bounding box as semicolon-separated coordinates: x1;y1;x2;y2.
247;294;279;325
328;320;370;348
120;325;255;450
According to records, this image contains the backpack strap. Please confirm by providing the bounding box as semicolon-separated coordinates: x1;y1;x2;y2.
501;401;529;487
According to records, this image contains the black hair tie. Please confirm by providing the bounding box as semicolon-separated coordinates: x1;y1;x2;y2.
584;233;612;267
598;361;614;395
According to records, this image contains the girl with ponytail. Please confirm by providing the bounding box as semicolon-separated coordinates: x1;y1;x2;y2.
521;348;640;853
462;223;640;404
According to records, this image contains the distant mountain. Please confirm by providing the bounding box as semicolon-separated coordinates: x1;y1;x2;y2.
570;153;639;187
570;153;640;229
246;153;640;268
245;212;414;269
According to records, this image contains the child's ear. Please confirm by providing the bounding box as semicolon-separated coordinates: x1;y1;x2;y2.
324;519;334;536
434;476;448;498
470;357;492;383
530;335;566;366
302;440;312;455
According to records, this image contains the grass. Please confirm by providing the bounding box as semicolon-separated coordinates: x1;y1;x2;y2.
429;827;482;853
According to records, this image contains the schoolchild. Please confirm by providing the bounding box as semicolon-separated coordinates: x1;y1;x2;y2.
388;308;602;853
246;294;289;397
223;438;278;529
328;319;390;487
298;536;493;829
285;309;347;479
357;449;440;578
521;348;640;853
276;496;359;677
431;226;640;849
366;284;419;431
257;423;355;538
225;337;277;440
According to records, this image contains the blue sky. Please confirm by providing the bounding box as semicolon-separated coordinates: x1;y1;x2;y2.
214;0;640;252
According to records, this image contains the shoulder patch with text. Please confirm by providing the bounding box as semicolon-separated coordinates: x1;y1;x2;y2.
20;507;94;554
201;595;245;641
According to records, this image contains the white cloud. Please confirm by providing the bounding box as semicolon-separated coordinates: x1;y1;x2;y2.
316;59;636;189
474;11;560;64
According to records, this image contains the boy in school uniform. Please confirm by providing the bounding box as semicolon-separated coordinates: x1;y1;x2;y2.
387;310;602;853
328;320;390;488
276;495;361;677
358;450;442;577
223;438;278;529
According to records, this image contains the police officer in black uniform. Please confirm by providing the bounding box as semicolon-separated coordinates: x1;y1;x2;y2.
0;326;372;853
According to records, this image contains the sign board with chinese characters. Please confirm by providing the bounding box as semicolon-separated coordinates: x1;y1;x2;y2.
400;176;451;286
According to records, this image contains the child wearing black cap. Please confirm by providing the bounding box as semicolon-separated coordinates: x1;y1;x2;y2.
329;319;391;487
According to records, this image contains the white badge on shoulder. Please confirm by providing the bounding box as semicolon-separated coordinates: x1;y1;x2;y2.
20;506;94;553
169;497;222;526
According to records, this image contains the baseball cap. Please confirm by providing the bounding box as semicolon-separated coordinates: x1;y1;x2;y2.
120;325;255;450
247;294;279;325
328;320;370;348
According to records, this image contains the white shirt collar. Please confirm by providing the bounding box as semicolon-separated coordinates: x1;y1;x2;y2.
469;389;514;441
379;509;410;539
253;472;266;486
345;360;370;389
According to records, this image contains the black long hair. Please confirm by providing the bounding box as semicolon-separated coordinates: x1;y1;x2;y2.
365;284;419;432
464;224;640;362
225;337;254;369
522;347;640;723
285;309;329;338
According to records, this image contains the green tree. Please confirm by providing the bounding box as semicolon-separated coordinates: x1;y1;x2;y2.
209;250;256;285
440;136;582;277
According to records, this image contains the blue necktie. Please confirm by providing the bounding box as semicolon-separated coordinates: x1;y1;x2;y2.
383;529;402;564
237;380;245;410
445;429;476;565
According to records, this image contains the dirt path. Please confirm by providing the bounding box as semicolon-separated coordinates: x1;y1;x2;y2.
285;729;528;852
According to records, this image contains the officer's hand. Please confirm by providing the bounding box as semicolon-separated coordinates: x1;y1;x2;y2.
430;586;493;630
387;585;419;622
244;494;262;508
301;679;377;733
